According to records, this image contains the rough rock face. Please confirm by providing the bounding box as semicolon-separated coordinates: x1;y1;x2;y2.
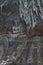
0;0;19;34
0;0;43;65
0;35;43;65
19;0;43;31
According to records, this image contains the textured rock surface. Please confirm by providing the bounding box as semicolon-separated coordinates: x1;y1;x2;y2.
19;0;43;31
0;0;43;65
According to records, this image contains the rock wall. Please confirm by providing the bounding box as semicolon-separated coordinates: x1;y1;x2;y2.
0;0;43;65
19;0;43;31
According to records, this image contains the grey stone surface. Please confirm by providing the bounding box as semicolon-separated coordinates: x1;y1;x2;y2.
0;0;43;65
